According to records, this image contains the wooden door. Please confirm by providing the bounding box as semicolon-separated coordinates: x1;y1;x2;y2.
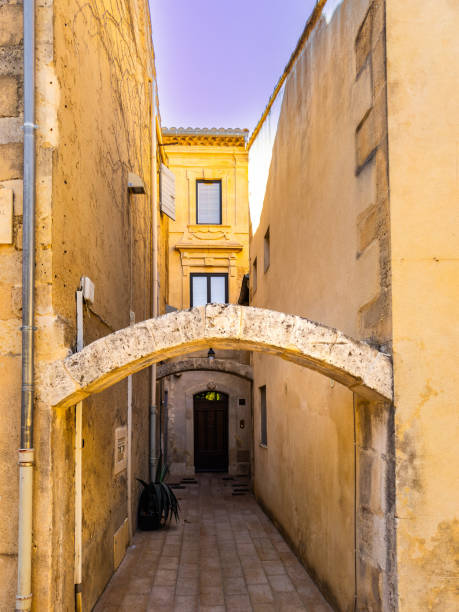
193;391;228;472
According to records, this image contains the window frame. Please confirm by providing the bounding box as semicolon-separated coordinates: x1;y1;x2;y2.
252;257;258;295
259;385;267;447
264;227;270;273
190;272;228;307
196;179;222;225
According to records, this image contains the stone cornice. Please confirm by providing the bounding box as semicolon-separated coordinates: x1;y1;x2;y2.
175;241;243;253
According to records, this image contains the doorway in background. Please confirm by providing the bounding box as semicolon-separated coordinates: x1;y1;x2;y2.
193;390;229;472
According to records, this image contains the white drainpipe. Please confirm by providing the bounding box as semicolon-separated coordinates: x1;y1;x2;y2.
16;1;36;609
127;311;135;541
74;285;84;611
150;82;158;481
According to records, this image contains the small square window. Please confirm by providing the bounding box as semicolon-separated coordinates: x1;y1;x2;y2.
196;180;222;224
264;227;270;273
260;385;267;446
252;258;257;294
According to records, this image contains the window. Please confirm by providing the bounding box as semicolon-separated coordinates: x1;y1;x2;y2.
252;258;257;294
260;385;267;446
196;180;222;224
190;273;228;307
264;227;270;272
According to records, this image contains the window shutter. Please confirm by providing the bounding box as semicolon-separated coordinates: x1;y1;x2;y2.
160;163;176;220
197;181;221;224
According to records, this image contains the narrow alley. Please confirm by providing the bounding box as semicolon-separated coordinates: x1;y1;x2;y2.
94;475;332;611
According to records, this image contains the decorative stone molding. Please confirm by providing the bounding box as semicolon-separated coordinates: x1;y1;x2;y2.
156;358;253;381
43;304;393;409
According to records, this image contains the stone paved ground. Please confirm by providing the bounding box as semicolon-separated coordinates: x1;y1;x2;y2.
94;474;333;611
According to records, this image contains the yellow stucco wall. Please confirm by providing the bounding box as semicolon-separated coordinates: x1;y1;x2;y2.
163;139;249;311
0;1;160;609
249;0;393;609
387;1;459;609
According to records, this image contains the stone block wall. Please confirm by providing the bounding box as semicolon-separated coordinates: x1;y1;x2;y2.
0;1;158;609
249;0;396;609
354;0;391;349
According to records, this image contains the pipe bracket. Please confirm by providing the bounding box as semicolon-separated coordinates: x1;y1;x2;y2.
18;448;35;466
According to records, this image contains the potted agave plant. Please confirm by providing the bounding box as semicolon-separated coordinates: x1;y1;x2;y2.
137;454;179;530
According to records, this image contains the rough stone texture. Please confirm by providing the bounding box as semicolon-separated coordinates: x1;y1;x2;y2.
0;142;22;179
247;1;393;609
0;1;160;611
0;4;22;47
0;75;18;117
356;398;397;611
42;304;393;410
156;358;253;381
354;0;392;346
93;475;333;612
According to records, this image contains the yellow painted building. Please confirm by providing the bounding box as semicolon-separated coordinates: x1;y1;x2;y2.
162;128;249;311
160;128;253;477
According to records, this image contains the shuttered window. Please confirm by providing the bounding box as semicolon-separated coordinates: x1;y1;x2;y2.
190;273;228;307
160;163;176;220
196;180;222;224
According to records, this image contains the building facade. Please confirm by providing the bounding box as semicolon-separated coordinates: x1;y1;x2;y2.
249;0;458;610
0;1;167;609
0;0;457;610
160;128;252;477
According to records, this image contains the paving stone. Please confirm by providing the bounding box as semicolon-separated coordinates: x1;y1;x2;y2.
173;594;198;611
248;583;274;604
262;560;286;576
154;569;177;586
200;587;225;606
243;566;268;585
93;474;330;611
268;574;295;593
224;593;253;610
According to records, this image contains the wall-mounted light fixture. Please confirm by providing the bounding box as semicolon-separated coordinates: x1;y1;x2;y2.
207;348;215;361
127;172;146;194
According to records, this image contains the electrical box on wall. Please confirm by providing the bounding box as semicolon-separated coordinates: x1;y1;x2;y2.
114;426;127;475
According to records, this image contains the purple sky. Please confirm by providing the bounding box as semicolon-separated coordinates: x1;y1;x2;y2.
149;0;317;132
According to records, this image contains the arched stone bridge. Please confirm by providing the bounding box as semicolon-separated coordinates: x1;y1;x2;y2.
43;304;393;409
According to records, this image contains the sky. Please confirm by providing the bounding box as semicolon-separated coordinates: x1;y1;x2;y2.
149;0;317;133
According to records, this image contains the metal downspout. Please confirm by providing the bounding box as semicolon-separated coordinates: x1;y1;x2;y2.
74;289;84;612
16;1;36;610
150;81;158;482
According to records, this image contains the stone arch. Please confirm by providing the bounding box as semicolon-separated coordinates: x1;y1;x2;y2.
156;358;253;381
43;304;392;409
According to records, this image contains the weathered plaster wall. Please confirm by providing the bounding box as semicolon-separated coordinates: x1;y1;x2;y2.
51;1;155;609
0;1;67;608
249;0;393;609
386;1;459;609
0;0;24;600
164;371;252;476
0;0;157;609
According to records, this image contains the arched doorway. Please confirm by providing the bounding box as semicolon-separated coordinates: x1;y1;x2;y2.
193;390;229;472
